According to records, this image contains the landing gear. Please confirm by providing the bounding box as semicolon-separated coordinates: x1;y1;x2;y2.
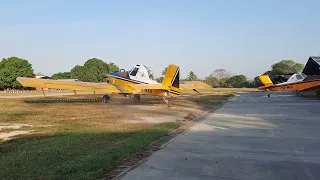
102;94;141;103
317;91;320;98
132;94;141;102
102;95;111;103
163;97;172;108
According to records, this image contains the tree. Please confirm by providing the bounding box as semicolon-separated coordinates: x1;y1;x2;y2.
83;58;109;82
35;72;45;76
204;75;219;87
156;77;164;83
225;75;247;88
219;77;229;87
52;72;71;80
162;67;168;76
271;60;304;75
145;66;154;79
212;69;233;80
70;58;119;82
208;69;233;87
242;80;256;88
253;76;263;87
71;65;88;81
107;62;119;73
0;57;35;89
186;71;198;81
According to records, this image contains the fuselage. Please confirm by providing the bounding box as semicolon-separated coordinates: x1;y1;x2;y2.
105;64;178;97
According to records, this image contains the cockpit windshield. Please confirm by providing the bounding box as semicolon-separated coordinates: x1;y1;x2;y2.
296;73;307;80
296;74;304;80
130;67;139;76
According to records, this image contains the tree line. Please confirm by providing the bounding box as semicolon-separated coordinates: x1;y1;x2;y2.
0;57;120;90
201;60;304;88
0;56;304;89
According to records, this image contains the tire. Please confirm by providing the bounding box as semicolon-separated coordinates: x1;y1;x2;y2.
133;94;140;102
103;95;110;103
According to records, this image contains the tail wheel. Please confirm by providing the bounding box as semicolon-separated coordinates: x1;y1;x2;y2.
103;95;111;103
133;94;140;102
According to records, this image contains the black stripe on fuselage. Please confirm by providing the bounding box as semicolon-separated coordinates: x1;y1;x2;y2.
168;90;180;95
108;74;148;84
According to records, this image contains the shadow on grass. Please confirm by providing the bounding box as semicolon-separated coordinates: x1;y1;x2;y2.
24;98;103;104
23;95;233;109
23;96;164;105
0;122;179;180
0;110;41;117
1;95;233;180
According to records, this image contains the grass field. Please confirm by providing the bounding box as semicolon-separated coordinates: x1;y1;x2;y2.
0;94;232;180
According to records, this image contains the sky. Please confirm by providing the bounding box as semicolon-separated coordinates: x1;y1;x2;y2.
0;0;319;79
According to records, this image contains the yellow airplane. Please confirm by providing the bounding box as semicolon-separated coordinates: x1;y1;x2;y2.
258;73;320;97
258;56;320;97
17;64;211;107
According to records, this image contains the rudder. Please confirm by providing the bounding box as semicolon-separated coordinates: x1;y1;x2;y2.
162;64;180;95
258;75;273;86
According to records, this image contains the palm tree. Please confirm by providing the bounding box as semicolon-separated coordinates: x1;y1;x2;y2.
161;67;168;76
187;71;198;81
145;66;155;79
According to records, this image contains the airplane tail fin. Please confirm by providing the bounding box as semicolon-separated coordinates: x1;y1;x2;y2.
162;64;180;96
258;75;273;86
258;75;274;90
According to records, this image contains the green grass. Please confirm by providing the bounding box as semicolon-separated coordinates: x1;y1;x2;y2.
0;94;233;180
0;110;40;117
0;122;179;180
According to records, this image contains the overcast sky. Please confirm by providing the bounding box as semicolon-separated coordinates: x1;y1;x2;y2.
1;0;319;79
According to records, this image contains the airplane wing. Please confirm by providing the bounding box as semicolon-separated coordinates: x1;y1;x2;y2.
16;77;121;93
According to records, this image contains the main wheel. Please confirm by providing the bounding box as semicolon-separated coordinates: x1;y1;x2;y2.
133;94;140;102
102;95;111;103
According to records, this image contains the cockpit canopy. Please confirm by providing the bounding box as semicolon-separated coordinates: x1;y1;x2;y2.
107;64;151;80
129;65;150;79
288;73;306;82
277;72;307;85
